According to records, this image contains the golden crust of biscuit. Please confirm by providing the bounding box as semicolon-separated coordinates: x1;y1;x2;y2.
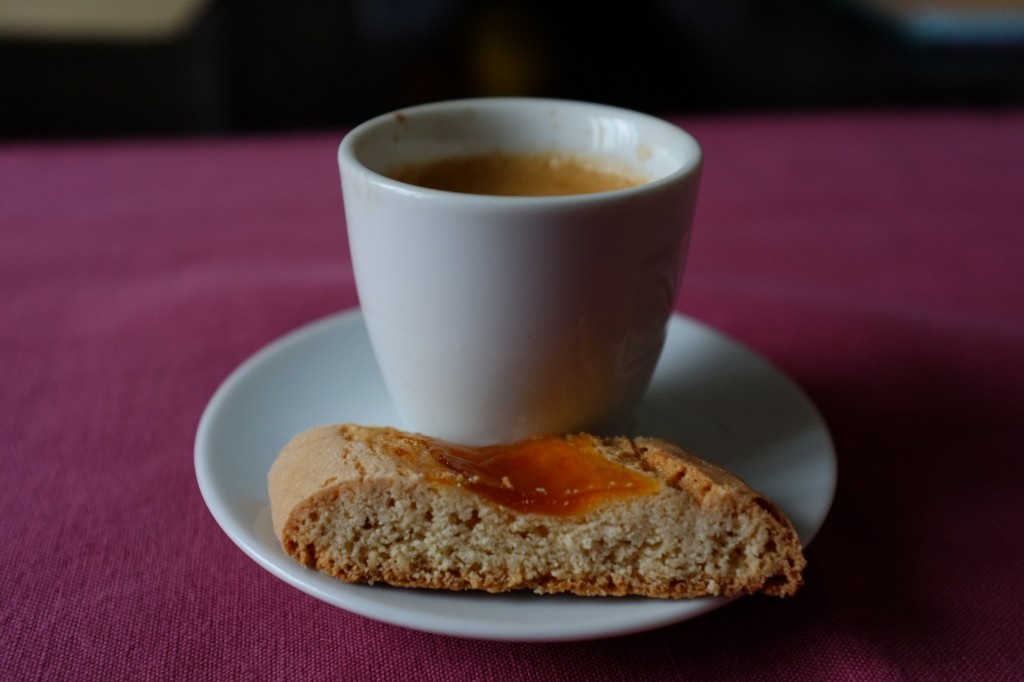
268;424;806;598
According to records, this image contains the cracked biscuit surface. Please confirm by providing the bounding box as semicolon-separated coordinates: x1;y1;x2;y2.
268;424;806;598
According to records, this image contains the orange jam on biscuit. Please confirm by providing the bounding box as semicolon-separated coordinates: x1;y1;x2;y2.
408;433;660;515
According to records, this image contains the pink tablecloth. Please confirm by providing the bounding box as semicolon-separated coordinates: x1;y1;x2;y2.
2;110;1022;680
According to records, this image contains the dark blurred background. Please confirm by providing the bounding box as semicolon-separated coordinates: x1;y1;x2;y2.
2;0;1023;140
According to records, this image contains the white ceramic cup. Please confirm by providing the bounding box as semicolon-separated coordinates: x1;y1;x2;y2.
339;98;702;445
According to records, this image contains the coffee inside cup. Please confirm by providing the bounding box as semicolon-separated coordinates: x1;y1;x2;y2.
388;152;647;197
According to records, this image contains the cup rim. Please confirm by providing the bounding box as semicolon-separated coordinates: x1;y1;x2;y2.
338;97;702;205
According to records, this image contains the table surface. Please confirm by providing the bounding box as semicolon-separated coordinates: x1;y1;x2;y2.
3;109;1022;681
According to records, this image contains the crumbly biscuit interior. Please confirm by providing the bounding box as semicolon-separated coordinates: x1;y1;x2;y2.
276;427;804;598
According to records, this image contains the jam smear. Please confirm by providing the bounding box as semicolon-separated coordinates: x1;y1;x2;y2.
407;433;660;516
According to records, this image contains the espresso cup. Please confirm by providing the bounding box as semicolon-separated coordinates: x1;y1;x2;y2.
339;98;702;445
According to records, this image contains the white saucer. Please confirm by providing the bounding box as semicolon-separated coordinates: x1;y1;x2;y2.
195;309;836;642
